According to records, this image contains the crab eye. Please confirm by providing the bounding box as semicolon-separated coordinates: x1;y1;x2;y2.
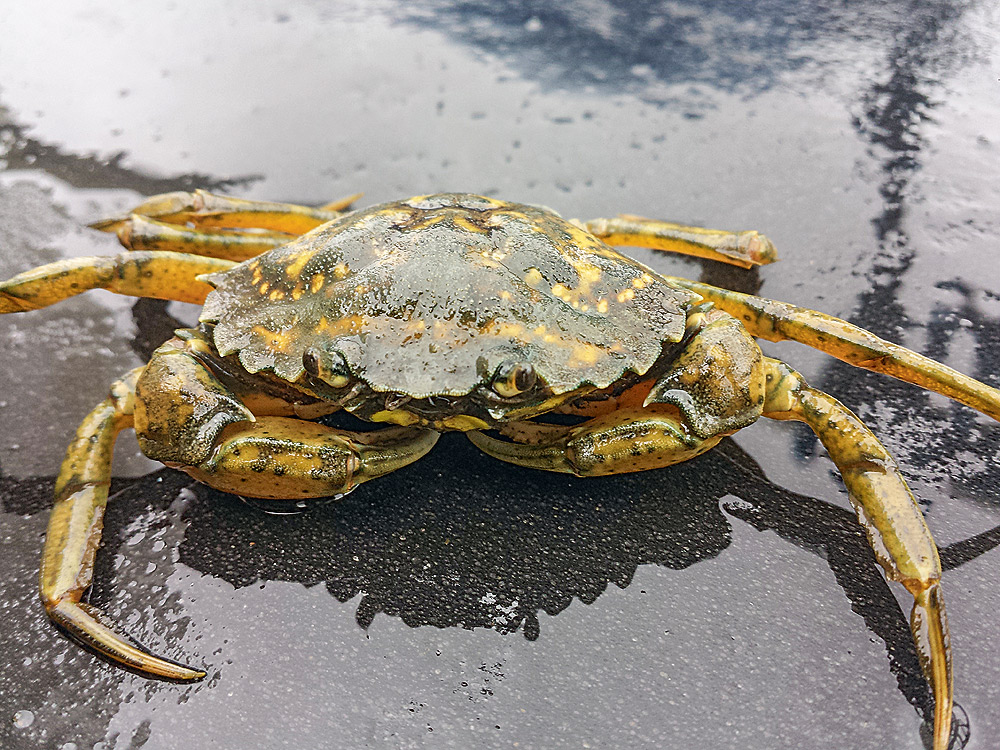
302;348;323;377
302;347;351;389
491;361;536;398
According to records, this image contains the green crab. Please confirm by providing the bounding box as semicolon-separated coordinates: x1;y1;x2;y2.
3;190;997;750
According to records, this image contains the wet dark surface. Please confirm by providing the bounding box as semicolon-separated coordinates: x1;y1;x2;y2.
1;2;999;749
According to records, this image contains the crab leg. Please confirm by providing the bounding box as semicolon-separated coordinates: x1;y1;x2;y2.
669;277;1000;421
0;252;235;313
762;357;952;750
43;344;438;679
585;216;778;268
40;368;206;680
109;215;291;261
91;189;361;236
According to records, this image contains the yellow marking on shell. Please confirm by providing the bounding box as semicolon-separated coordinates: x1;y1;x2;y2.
433;320;452;339
316;314;364;336
269;289;285;301
333;262;350;279
616;288;636;303
284;252;314;279
453;215;489;234
291;284;305;301
524;268;543;286
370;409;422;426
562;221;625;260
478;240;510;262
499;290;513;302
252;325;297;353
310;274;325;293
572;267;602;301
251;267;263;285
438;415;491;431
259;281;270;295
536;260;612;311
492;321;527;339
597;299;609;314
567;342;604;367
406;214;450;232
477;196;507;209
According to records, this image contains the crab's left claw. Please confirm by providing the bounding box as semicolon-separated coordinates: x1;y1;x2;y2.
39;369;207;680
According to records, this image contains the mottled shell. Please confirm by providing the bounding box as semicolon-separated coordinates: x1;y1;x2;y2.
200;194;698;398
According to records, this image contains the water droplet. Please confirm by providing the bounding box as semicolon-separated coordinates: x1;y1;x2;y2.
12;709;34;728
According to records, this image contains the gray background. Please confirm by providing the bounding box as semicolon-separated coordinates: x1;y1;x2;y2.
1;2;998;749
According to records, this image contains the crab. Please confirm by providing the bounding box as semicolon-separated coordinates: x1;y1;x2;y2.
2;190;997;750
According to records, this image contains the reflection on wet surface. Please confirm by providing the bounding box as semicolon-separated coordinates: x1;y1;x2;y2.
402;1;983;97
796;0;1000;507
0;113;259;196
1;1;999;749
2;437;993;746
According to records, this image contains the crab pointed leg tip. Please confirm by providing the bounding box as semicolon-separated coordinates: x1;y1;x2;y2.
319;192;364;212
137;653;207;682
932;703;953;750
176;664;208;682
